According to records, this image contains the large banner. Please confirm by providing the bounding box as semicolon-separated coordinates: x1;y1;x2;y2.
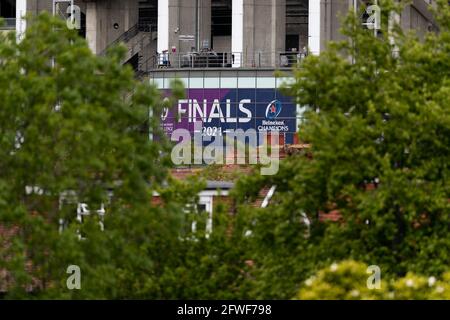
160;88;298;145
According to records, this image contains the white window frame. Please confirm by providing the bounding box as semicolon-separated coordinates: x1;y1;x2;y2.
198;195;213;236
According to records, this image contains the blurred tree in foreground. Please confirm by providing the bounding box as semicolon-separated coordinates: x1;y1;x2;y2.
0;13;193;298
1;0;450;300
297;260;450;300
233;0;450;298
0;13;253;300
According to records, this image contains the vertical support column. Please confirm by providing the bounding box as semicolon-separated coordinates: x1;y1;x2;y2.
199;0;211;50
124;0;130;31
168;0;180;53
401;5;411;31
158;0;170;54
195;0;200;50
270;0;285;67
233;0;284;68
308;0;321;55
16;0;27;41
86;2;98;54
271;0;277;66
242;0;254;67
232;0;244;67
163;0;211;54
389;9;400;57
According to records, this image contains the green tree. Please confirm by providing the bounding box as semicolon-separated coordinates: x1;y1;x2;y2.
233;0;450;299
297;260;450;300
0;14;252;299
2;0;449;300
0;13;197;299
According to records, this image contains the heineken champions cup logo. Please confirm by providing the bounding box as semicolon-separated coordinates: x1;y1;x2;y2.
266;100;282;120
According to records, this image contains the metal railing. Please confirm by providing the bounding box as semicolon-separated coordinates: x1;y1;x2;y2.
98;24;139;56
99;23;155;57
140;51;308;72
0;18;16;30
138;23;157;33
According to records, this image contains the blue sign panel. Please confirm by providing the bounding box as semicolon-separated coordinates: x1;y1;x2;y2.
161;88;297;145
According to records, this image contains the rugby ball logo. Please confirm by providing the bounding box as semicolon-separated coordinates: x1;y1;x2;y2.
265;100;282;119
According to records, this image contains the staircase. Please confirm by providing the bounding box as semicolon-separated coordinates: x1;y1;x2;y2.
99;23;157;78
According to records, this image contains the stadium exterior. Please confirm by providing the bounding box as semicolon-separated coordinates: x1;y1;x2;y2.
0;0;441;238
0;0;438;146
1;1;437;59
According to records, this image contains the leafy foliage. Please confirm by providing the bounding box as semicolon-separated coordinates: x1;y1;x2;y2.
1;0;450;300
297;260;450;300
0;13;196;299
233;0;450;298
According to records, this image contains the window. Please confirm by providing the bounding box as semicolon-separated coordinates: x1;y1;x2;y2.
0;0;15;18
185;195;214;239
0;0;16;30
198;196;213;236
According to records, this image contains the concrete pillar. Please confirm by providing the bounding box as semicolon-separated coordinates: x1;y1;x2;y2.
308;0;320;55
401;5;411;31
319;0;357;52
86;2;98;53
158;0;169;53
242;0;254;66
85;0;139;54
246;0;285;66
231;0;244;67
330;0;349;42
199;0;212;50
164;0;211;54
270;0;286;66
321;0;331;48
233;0;285;67
124;0;130;31
16;0;27;41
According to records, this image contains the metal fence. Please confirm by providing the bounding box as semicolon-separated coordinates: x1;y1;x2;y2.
141;51;307;71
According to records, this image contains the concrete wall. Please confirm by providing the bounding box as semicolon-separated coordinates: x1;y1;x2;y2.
320;0;350;52
26;0;52;14
83;0;139;54
402;0;435;39
318;0;436;53
308;0;320;55
234;0;285;67
16;0;438;63
158;0;435;65
163;0;211;53
17;0;139;54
